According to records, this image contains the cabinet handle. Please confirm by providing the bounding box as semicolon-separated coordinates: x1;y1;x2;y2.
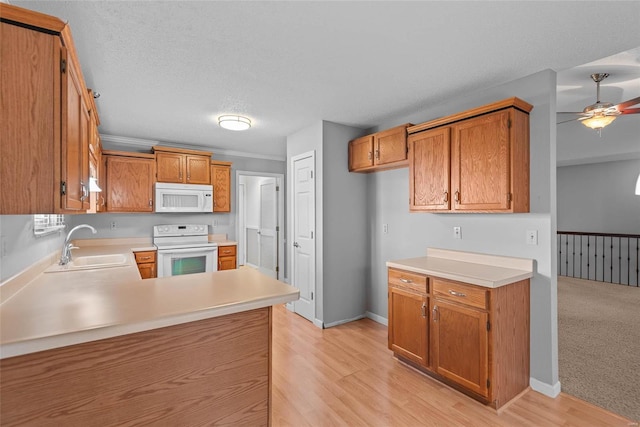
375;149;380;159
149;200;153;207
454;191;460;202
368;152;372;160
399;278;413;284
139;256;151;260
443;191;449;203
187;174;191;181
421;302;426;317
80;183;88;201
432;305;438;322
448;290;467;298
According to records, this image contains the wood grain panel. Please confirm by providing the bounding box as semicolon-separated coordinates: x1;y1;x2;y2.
0;308;272;426
0;22;57;214
491;279;530;408
432;300;489;397
211;162;231;212
186;155;211;184
432;277;488;310
348;135;374;171
388;286;429;367
218;256;237;270
511;109;530;213
134;250;156;264
451;110;511;211
408;126;451;211
375;124;409;165
219;245;237;257
156;152;184;183
106;155;155;212
388;268;427;294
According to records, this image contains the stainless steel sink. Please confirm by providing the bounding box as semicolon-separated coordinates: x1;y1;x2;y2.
45;254;129;273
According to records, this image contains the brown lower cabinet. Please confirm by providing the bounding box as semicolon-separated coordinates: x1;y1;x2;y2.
134;250;157;279
218;245;237;270
388;268;530;409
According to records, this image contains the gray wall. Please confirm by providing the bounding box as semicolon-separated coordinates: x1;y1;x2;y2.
322;121;369;325
286;120;369;325
557;159;640;234
366;70;559;390
0;215;65;282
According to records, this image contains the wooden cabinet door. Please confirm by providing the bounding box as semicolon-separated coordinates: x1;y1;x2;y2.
61;50;90;211
186;155;210;184
156;152;184;183
0;23;59;214
388;286;429;367
211;162;231;212
451;110;511;211
218;256;237;270
137;263;156;279
432;299;489;397
409;127;450;211
106;156;155;212
376;126;408;166
348;135;374;171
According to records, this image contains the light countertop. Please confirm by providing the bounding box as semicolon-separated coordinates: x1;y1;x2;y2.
0;241;298;359
386;248;534;288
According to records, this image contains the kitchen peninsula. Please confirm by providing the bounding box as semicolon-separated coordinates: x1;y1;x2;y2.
0;241;298;425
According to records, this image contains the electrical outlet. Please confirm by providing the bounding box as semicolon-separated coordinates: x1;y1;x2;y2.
526;230;538;245
383;224;389;234
453;226;462;239
110;221;117;230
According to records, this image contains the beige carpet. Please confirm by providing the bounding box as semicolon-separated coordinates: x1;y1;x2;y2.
558;276;640;422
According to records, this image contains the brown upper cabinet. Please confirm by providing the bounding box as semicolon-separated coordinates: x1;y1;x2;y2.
1;4;97;214
103;151;156;213
210;160;232;212
348;124;412;172
153;146;212;185
408;98;532;213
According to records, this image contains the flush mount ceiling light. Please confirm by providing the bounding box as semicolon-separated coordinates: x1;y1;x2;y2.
218;115;251;131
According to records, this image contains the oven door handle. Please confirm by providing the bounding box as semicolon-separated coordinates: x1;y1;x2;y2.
157;247;217;255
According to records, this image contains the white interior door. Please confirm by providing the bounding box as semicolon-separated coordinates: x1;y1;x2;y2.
291;152;315;322
258;178;278;278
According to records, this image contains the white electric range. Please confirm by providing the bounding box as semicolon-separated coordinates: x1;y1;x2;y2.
153;224;218;277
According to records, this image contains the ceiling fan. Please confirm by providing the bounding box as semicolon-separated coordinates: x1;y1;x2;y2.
557;73;640;132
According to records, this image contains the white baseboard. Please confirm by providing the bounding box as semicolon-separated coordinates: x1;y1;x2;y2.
313;318;323;329
366;311;388;326
529;377;561;398
285;302;294;311
323;314;365;328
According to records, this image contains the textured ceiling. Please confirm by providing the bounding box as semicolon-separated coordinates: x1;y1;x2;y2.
11;1;640;161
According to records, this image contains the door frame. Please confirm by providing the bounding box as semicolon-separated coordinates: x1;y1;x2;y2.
235;170;285;280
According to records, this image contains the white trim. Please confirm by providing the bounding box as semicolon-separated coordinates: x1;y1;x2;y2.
100;133;285;161
236;170;285;281
313;318;323;329
366;311;388;326
557;151;640;167
323;314;365;328
529;378;561;398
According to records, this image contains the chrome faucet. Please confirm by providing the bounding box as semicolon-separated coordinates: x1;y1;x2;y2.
59;224;97;265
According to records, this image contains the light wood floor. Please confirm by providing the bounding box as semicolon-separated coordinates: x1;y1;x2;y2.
271;304;636;427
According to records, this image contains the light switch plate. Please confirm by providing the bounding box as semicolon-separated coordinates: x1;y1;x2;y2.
453;226;462;239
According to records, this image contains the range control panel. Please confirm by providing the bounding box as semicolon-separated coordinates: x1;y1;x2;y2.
153;224;208;237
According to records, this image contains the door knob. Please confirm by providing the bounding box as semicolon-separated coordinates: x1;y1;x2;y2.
293;242;300;248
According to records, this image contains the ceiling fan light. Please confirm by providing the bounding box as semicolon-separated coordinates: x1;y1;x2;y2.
218;115;251;131
581;114;616;130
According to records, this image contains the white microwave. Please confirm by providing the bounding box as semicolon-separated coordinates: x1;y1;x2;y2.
154;183;213;213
